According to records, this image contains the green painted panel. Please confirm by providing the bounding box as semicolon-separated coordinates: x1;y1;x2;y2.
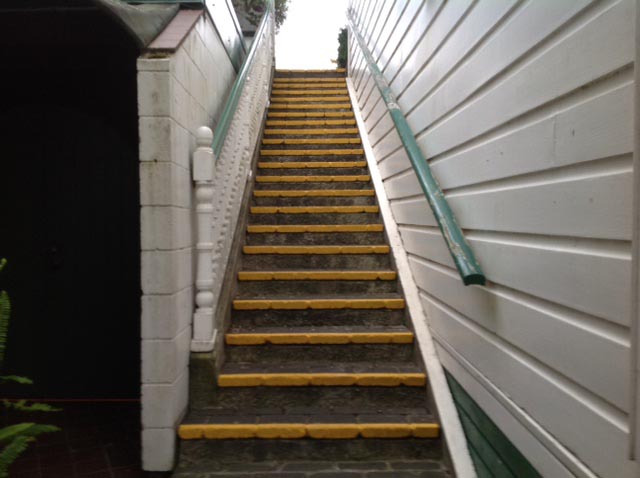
446;372;541;478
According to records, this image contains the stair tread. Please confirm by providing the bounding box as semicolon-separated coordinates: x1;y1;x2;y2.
238;270;394;280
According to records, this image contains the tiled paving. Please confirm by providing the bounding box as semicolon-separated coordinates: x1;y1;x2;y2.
4;402;165;478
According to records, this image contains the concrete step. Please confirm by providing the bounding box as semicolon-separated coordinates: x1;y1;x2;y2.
241;253;392;270
270;96;352;103
236;278;398;296
255;182;372;191
266;119;356;128
231;308;407;328
232;296;404;311
271;89;349;96
244;231;385;246
257;166;369;176
217;362;424;387
173;457;449;477
224;343;414;364
225;325;411;344
252;196;376;207
247;213;381;225
262;137;361;145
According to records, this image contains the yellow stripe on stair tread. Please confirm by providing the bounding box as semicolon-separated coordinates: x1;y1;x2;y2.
218;372;423;387
268;112;354;118
257;161;365;169
233;298;404;310
246;224;383;233
264;128;359;135
270;96;351;103
273;78;346;83
226;331;412;345
242;245;389;254
237;270;395;281
256;175;370;183
276;68;346;74
269;103;352;110
250;206;378;214
262;138;361;145
179;422;438;440
260;149;364;156
253;190;375;197
271;89;349;95
266;120;356;126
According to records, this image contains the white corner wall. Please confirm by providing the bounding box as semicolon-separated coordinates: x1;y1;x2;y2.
348;0;638;477
137;10;236;471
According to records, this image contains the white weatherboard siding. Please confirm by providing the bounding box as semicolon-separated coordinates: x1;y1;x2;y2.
138;11;237;471
348;0;637;477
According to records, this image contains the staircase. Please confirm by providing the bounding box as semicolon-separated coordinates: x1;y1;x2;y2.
174;69;452;477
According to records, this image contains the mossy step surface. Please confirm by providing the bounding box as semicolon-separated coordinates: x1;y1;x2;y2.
231;308;407;328
236;278;398;296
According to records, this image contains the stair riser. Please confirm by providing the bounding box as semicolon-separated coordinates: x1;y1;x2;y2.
261;144;362;151
258;167;369;176
244;232;385;245
225;344;414;364
177;439;441;468
241;254;392;270
236;280;398;296
264;133;360;139
248;213;381;225
252;197;375;207
231;309;407;328
255;182;372;190
190;383;428;412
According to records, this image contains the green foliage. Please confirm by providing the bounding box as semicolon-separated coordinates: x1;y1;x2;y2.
0;260;60;476
236;0;290;33
337;27;348;69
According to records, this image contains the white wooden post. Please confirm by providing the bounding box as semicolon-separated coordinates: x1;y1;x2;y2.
191;126;216;352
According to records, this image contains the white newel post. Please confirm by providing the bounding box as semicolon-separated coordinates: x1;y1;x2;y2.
192;126;216;352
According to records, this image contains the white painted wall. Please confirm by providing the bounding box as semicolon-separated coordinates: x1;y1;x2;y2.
348;1;638;477
138;11;236;471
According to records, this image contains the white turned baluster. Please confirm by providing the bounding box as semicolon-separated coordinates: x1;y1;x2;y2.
192;126;216;351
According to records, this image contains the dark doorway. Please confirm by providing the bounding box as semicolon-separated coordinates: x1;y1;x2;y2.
0;3;141;398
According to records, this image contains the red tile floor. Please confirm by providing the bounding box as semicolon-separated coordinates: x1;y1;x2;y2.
5;402;168;478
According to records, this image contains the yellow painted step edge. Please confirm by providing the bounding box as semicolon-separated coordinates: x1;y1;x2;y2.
179;422;439;439
255;175;370;183
250;206;379;214
257;161;366;168
246;224;383;233
237;270;395;281
273;77;346;82
271;96;351;102
262;138;361;145
232;298;404;310
269;104;352;110
242;245;389;254
276;68;346;73
268;112;354;118
264;128;359;135
271;89;349;95
226;331;413;345
217;372;424;387
260;149;364;156
266;120;357;126
253;190;375;198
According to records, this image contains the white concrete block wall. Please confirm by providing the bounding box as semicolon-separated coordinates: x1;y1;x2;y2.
138;11;237;471
348;0;639;477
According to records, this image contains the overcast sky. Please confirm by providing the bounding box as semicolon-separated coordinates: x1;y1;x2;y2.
275;0;349;69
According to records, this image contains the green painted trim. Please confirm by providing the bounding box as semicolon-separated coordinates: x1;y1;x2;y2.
347;12;485;286
445;372;541;478
212;0;273;160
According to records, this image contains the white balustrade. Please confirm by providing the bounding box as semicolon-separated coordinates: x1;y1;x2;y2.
191;17;274;352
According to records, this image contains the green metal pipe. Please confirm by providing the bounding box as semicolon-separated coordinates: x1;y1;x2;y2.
212;0;274;160
347;12;485;286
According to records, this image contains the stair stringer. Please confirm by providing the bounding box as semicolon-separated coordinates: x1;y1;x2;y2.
346;77;478;478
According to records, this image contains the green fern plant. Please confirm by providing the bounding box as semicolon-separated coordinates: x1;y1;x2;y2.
0;259;59;477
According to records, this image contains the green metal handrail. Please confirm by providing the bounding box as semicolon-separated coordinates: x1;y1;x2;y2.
348;12;485;286
212;0;274;159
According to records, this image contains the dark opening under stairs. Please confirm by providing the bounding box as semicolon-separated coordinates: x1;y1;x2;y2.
174;69;453;477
